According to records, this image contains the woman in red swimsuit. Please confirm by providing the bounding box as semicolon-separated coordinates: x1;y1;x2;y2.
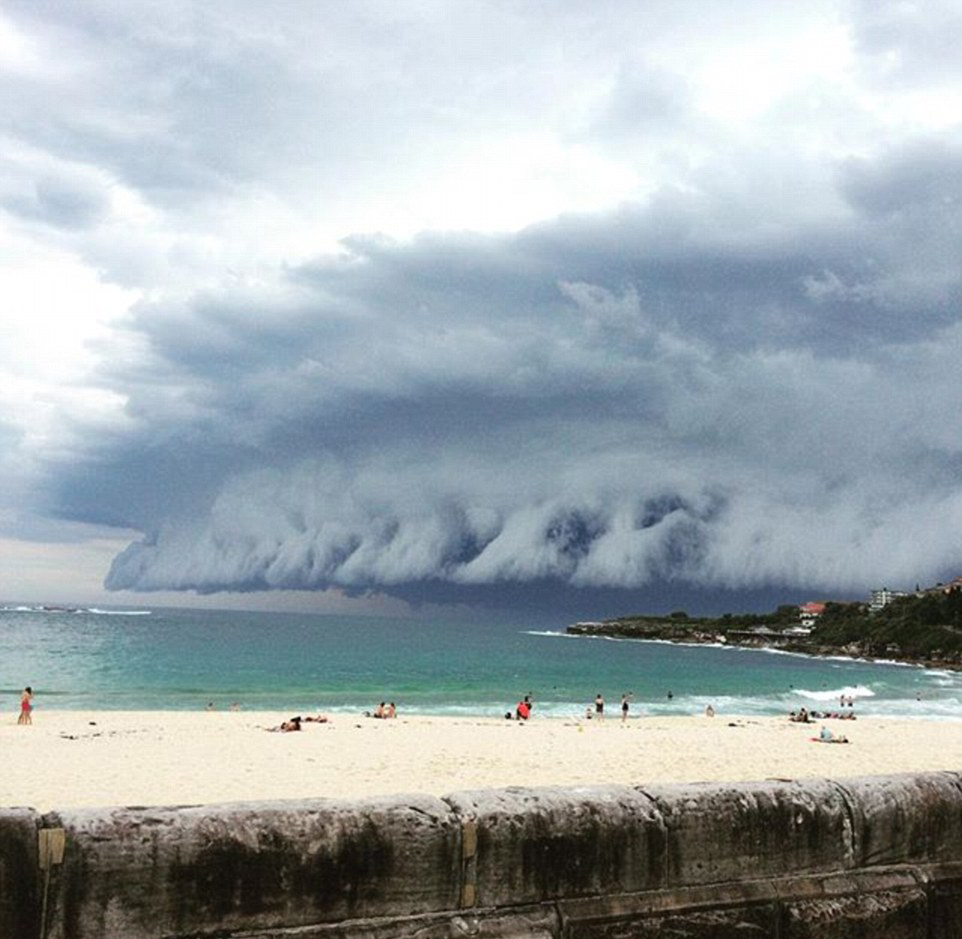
18;686;33;725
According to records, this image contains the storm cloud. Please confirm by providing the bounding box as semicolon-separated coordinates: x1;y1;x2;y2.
3;1;961;611
90;198;962;600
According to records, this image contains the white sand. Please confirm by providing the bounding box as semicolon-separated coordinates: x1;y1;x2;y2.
3;710;961;812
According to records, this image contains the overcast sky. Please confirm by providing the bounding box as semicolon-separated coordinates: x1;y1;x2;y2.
2;1;961;619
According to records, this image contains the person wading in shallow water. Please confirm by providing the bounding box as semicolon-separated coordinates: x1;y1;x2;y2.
18;686;33;725
595;693;605;721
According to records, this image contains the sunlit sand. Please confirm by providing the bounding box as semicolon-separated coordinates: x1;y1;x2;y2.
3;710;961;812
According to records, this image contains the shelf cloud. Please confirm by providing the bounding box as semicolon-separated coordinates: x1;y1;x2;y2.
85;203;962;600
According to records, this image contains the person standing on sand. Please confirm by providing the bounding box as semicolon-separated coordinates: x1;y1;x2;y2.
595;693;605;721
18;686;33;725
621;693;631;723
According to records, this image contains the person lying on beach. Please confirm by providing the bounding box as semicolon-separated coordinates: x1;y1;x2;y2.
302;714;329;723
267;716;302;732
813;725;849;744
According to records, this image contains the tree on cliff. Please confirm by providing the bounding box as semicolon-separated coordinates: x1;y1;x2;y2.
812;588;962;662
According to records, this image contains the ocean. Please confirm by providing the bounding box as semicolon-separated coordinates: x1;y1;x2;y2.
3;604;961;719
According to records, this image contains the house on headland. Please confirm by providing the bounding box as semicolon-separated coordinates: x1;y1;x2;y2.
869;586;905;613
868;577;962;612
928;576;962;595
798;601;826;629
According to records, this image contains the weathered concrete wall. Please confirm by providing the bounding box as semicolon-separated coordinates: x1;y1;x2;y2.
446;785;667;906
0;807;40;939
44;795;462;938
3;772;962;939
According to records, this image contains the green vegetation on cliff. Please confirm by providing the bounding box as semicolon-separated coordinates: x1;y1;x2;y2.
812;589;962;662
568;587;962;667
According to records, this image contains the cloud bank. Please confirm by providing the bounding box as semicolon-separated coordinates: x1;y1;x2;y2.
94;203;962;599
2;1;961;611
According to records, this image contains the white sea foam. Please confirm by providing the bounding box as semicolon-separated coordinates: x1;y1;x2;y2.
851;656;920;669
86;608;152;616
565;632;917;668
0;604;151;615
792;685;875;702
924;669;957;679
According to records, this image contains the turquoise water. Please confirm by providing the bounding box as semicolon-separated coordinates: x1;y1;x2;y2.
2;605;960;718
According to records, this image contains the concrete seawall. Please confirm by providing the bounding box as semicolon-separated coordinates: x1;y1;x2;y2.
3;772;962;938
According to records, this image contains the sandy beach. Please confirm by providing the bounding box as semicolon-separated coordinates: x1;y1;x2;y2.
2;710;961;812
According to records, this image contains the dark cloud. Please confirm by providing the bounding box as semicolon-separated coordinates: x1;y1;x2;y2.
33;151;958;606
840;139;962;217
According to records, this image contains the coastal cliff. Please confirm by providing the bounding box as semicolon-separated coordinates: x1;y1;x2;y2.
567;589;962;669
566;616;817;654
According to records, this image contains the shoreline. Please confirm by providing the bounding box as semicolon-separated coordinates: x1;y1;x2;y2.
565;620;962;672
4;710;962;812
567;625;962;673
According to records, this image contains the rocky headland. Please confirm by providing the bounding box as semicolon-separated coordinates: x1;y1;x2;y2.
567;587;962;670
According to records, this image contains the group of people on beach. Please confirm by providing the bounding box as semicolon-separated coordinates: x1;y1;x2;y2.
789;706;857;723
583;692;635;722
368;701;397;719
264;700;398;731
509;691;719;722
7;681;863;733
270;701;399;731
